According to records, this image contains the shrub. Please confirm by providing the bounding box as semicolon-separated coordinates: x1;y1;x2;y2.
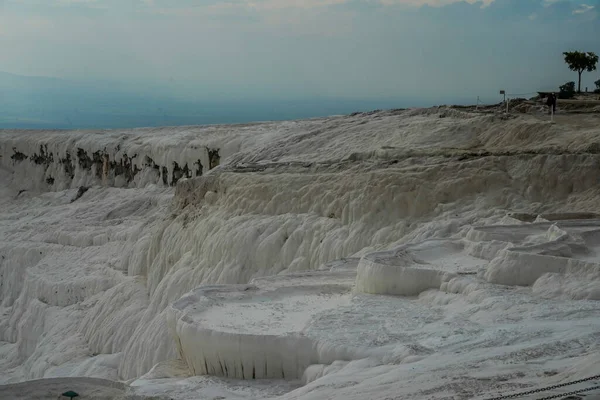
559;81;576;99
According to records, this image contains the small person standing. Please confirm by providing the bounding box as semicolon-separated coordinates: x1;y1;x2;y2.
546;93;556;115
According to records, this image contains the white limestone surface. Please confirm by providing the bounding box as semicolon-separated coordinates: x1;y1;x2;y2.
354;240;480;296
168;271;356;380
2;108;600;400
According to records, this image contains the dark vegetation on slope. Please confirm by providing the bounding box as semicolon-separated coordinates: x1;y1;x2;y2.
4;144;221;188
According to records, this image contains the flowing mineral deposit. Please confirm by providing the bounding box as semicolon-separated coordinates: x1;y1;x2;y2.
1;105;600;399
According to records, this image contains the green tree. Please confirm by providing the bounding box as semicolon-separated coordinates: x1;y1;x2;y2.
559;81;576;99
563;51;599;93
595;78;600;94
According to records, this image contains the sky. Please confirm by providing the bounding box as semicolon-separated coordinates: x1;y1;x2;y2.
0;0;599;104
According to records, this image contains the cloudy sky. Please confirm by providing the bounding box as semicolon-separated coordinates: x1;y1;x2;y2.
1;0;599;101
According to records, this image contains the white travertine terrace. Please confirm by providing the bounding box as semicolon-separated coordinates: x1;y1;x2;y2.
1;108;600;399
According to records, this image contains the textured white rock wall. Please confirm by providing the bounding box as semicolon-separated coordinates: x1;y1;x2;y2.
485;250;600;286
3;112;600;385
0;128;229;191
166;283;360;381
118;153;600;379
532;272;600;300
0;244;51;307
355;250;456;296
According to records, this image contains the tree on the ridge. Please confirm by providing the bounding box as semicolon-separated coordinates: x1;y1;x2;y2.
595;78;600;93
559;81;576;99
563;51;599;93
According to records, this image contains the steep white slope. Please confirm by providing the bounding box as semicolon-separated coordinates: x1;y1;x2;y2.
1;108;600;399
0;184;171;382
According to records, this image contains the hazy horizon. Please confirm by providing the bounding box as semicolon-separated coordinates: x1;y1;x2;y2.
1;0;599;129
0;70;493;129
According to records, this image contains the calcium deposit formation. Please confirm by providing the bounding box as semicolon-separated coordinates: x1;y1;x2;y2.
1;106;600;400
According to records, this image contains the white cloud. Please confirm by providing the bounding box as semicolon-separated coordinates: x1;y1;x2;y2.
138;0;499;19
376;0;495;7
542;0;560;7
148;0;349;14
6;0;107;9
8;0;99;4
55;0;99;3
9;0;498;11
573;3;594;14
246;0;349;10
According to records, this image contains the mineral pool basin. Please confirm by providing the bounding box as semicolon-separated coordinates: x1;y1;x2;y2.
200;287;352;335
170;283;355;380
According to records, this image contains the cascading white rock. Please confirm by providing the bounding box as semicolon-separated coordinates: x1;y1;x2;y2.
355;241;467;296
165;268;449;382
167;271;357;380
485;250;600;286
2;108;600;396
0;244;53;308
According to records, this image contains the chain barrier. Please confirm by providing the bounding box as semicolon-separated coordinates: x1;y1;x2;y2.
483;374;600;400
536;385;600;400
